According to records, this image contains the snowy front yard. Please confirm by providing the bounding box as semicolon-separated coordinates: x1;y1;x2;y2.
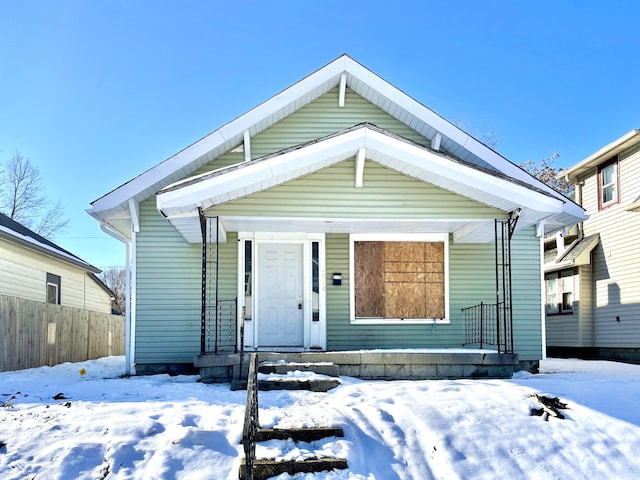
1;356;640;479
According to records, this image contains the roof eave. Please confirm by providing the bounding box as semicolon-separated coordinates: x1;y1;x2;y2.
0;229;100;273
561;129;640;182
89;56;352;218
157;126;565;219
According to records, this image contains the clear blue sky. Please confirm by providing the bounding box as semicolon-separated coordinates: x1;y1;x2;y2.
1;0;638;271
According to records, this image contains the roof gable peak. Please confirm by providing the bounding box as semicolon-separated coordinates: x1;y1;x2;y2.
89;54;579;239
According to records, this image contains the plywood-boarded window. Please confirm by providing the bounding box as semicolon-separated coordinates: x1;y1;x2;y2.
354;241;445;319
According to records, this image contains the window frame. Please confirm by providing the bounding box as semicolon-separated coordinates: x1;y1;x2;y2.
46;273;61;305
598;156;619;210
545;268;576;316
349;233;450;325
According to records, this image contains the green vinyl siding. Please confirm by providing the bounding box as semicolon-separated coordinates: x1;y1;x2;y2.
209;159;503;220
250;87;429;157
193;87;430;176
136;188;540;363
509;227;543;360
135;198;238;364
325;227;543;361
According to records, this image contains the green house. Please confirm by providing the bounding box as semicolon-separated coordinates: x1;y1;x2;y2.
89;55;585;377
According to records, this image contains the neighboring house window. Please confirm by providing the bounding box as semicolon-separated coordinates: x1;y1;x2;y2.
350;234;448;323
598;157;619;209
545;269;575;315
46;273;61;305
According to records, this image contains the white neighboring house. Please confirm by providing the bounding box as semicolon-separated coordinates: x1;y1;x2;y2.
0;212;113;313
544;129;640;363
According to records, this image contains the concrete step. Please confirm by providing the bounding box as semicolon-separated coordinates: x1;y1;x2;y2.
258;376;340;392
258;361;340;377
240;457;348;480
230;375;340;392
256;426;344;442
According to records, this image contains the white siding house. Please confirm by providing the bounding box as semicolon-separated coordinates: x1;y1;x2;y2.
544;129;640;362
0;212;112;313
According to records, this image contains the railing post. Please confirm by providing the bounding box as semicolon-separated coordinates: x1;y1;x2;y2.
214;216;220;354
242;353;259;480
479;302;484;350
198;208;207;355
239;305;245;380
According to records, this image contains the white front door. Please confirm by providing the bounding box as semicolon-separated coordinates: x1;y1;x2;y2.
257;243;304;347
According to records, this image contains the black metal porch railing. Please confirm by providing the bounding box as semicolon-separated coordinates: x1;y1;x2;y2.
203;298;237;354
241;353;259;480
462;301;513;353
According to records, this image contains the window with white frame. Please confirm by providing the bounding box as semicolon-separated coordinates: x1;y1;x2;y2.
350;234;449;323
545;268;575;315
598;156;619;209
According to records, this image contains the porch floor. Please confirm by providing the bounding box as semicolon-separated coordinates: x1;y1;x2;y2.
194;349;519;383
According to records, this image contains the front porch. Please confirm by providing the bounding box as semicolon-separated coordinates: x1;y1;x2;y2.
194;349;519;383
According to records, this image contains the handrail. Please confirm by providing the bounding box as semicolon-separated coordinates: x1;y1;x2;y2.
241;353;259;480
462;301;512;353
203;298;237;354
239;305;246;381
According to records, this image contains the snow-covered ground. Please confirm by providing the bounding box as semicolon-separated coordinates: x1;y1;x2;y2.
1;356;640;479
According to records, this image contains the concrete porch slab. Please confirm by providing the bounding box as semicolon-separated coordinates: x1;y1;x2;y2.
195;350;519;383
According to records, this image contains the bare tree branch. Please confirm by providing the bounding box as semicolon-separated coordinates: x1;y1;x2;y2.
100;267;126;314
0;151;69;238
32;199;69;239
455;120;500;149
519;153;574;197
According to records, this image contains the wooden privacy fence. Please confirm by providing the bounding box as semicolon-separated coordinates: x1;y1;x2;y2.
0;294;125;373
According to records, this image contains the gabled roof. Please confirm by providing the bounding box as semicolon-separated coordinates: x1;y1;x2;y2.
561;129;640;182
0;212;100;273
544;234;600;272
88;271;114;297
157;123;566;243
89;54;585;239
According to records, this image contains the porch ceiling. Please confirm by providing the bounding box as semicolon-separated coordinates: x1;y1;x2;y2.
228;217;497;240
159;214;501;244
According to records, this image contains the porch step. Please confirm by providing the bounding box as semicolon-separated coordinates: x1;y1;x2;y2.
231;361;341;391
239;457;348;480
258;361;340;377
258;361;340;392
230;376;340;392
259;376;340;392
256;426;344;442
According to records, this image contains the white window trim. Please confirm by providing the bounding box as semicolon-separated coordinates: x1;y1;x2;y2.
349;233;450;325
47;282;59;304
